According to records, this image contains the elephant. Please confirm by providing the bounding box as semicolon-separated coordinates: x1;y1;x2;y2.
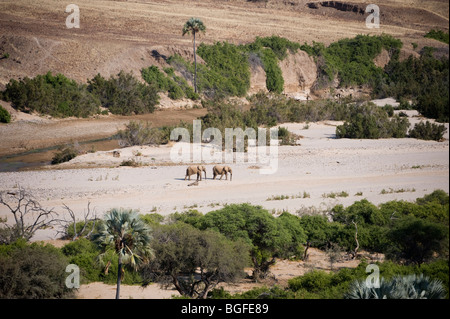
212;165;232;181
185;165;207;181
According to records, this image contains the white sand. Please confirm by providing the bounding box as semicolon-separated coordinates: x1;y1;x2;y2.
1;117;448;240
1;116;448;299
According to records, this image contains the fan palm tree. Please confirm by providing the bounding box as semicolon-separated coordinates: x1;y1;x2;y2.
182;17;206;93
93;208;152;299
345;274;446;299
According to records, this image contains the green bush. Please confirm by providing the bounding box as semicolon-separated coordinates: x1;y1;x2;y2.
2;72;100;118
302;34;402;88
197;41;251;96
141;66;199;101
87;71;158;115
336;103;410;139
61;238;143;285
408;121;447;141
0;105;11;123
0;240;75;298
387;216;449;265
375;52;449;122
424;29;450;44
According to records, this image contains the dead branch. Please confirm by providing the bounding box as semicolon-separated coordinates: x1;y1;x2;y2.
0;187;57;241
54;202;97;240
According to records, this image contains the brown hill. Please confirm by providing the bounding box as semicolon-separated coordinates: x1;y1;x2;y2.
0;0;448;91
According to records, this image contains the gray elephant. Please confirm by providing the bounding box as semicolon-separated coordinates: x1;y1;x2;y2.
185;165;207;181
212;165;232;181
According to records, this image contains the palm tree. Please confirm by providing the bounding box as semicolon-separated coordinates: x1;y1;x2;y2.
345;274;446;299
93;208;152;299
182;17;206;94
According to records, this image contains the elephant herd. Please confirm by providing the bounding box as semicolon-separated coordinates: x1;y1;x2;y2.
184;165;232;182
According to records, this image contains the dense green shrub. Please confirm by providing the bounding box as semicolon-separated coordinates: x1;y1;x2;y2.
2;72;100;118
302;34;402;88
168;42;250;99
375;51;449;122
424;29;450;44
87;71;158;115
187;204;306;280
0;240;75;298
61;238;142;285
335;102;410;139
0;105;11;123
329;193;449;259
408;121;447;141
387;216;449;265
141;222;249;299
141;66;199;100
197;41;251;96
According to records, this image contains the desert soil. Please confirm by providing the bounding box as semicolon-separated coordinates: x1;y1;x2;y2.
0;0;449;299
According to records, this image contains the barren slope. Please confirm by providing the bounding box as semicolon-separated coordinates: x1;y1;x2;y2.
0;0;448;89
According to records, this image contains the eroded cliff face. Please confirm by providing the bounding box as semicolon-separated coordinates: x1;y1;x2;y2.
279;50;318;98
248;50;318;99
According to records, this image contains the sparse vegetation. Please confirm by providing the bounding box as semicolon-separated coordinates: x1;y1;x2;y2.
115;121;164;147
51;144;79;165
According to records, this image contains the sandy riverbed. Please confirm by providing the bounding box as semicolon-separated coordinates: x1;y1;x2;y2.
0;111;448;299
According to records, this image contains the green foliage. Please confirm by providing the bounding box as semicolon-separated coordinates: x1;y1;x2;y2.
0;105;11;123
167;36;301;97
387;216;448;265
168;42;250;99
259;48;284;93
0;241;74;298
197;42;251;96
424;29;450;44
140;213;165;228
2;71;100;118
141;66;199;100
51;144;79;165
247;36;301;60
141;222;249;299
302;34;402;88
375;52;449;122
61;238;142;285
87;71;158;115
336;102;410;139
197;204;305;279
328;192;449;259
241;36;301;93
408;121;447;141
